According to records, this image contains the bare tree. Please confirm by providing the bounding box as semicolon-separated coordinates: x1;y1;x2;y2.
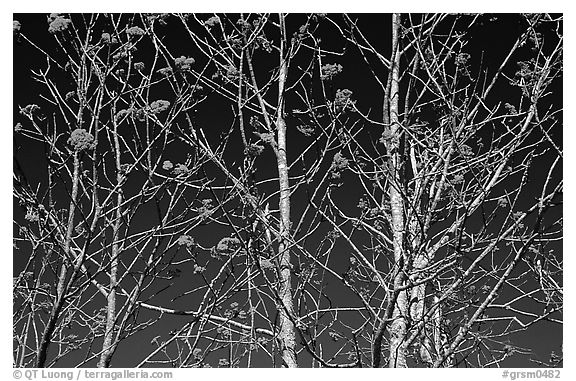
337;13;563;368
14;13;562;368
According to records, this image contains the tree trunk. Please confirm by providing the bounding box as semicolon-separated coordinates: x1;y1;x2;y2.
275;13;297;368
387;13;408;368
36;152;81;367
98;118;122;367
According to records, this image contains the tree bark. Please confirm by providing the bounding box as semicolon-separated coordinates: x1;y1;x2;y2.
35;151;81;367
275;13;297;368
387;13;408;368
98;115;122;368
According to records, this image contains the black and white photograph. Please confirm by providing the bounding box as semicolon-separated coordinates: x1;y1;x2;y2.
12;11;563;371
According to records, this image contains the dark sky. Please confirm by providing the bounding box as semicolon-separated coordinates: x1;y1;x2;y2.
12;13;562;369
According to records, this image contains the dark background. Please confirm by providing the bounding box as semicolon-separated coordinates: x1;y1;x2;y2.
13;13;562;368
